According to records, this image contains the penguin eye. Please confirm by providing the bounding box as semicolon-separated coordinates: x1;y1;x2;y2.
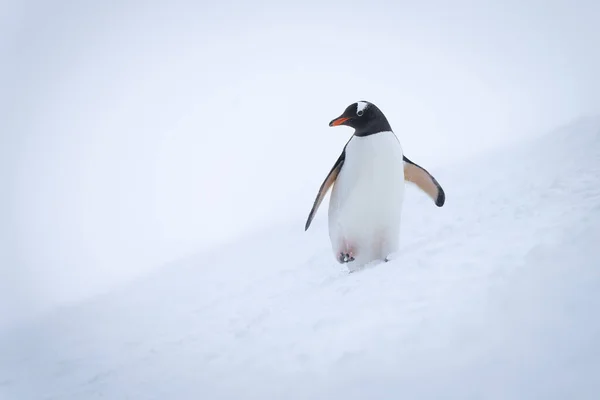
357;110;364;117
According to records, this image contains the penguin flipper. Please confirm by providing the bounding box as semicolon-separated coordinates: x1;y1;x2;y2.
305;151;345;231
403;155;445;207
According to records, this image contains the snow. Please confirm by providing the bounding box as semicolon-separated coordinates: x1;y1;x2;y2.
2;116;600;399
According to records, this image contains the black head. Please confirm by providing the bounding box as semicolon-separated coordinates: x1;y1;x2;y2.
329;101;392;136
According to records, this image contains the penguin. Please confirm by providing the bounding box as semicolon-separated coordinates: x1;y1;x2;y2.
304;100;445;270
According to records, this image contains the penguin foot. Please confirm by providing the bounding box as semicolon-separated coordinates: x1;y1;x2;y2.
338;252;355;263
384;251;399;263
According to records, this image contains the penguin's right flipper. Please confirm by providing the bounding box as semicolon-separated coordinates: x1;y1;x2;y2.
305;151;345;231
403;155;445;207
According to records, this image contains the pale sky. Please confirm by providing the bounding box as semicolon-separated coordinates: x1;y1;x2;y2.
1;0;599;328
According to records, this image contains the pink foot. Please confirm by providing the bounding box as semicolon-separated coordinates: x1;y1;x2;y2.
337;242;356;264
337;252;355;263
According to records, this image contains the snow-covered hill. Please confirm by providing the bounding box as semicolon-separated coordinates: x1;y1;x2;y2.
2;117;600;400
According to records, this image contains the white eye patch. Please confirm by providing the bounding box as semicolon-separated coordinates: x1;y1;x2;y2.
356;101;368;116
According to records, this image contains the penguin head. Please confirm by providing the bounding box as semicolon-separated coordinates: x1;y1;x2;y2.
329;101;392;136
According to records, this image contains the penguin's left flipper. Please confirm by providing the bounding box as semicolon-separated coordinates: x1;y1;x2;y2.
403;155;445;207
305;150;345;231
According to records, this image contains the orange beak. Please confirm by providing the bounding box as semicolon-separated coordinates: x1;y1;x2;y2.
329;117;350;127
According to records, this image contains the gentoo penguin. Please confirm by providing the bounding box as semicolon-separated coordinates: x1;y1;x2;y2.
304;100;445;269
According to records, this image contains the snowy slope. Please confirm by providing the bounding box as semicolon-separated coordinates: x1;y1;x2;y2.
2;117;600;400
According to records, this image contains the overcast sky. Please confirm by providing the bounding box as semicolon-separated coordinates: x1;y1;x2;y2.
2;0;599;327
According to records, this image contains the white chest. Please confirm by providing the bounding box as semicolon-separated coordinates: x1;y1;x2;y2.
332;131;405;206
327;131;406;263
322;131;407;266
